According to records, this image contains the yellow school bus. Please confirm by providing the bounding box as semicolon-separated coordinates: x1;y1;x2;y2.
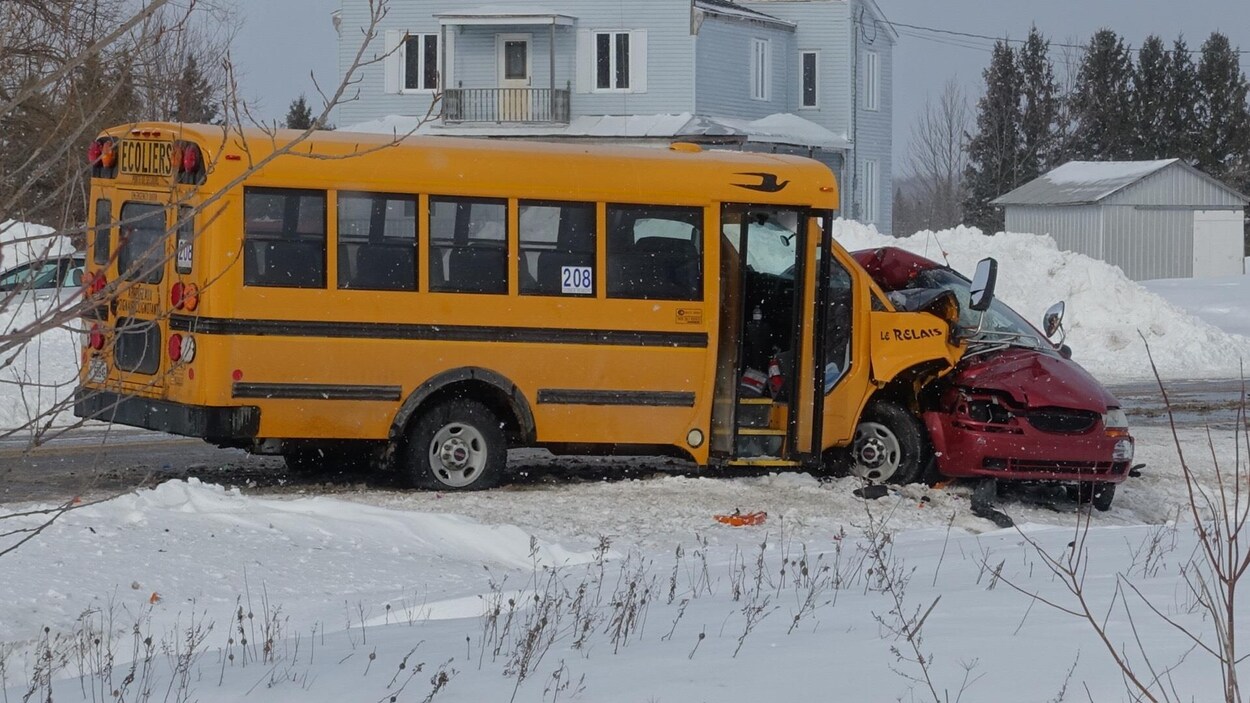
75;122;965;490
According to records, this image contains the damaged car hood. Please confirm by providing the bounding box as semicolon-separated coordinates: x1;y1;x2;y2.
957;347;1119;412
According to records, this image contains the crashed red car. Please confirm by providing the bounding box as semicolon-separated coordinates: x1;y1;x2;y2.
851;246;1134;510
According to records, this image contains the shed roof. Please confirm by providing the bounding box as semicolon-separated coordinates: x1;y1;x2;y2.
992;159;1179;206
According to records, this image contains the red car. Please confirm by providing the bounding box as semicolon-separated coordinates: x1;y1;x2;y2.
851;247;1133;510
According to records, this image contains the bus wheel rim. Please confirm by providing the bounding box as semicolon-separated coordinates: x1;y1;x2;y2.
851;422;901;482
429;422;486;487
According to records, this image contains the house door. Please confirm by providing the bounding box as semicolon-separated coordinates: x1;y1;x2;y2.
497;34;531;121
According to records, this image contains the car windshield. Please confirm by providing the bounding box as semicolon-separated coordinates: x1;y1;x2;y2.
908;268;1047;347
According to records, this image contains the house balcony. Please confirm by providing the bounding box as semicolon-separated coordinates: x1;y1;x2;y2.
442;86;570;124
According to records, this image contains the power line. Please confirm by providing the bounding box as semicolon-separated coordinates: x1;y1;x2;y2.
887;19;1250;56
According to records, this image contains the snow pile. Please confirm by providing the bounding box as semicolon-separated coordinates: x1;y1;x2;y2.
0;296;81;434
834;220;1250;383
0;220;73;271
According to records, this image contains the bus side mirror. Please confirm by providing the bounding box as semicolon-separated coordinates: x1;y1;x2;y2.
968;258;997;312
1043;301;1065;339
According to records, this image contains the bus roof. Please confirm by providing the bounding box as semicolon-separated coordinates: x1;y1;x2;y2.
101;122;839;209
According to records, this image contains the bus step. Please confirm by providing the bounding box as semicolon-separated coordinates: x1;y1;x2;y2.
734;431;784;458
737;399;777;428
736;428;786;436
725;458;802;469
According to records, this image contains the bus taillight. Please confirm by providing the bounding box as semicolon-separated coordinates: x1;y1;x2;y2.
88;138;118;179
88;324;104;351
168;333;196;363
171;282;185;309
183;283;199;311
168;334;183;362
173;140;206;185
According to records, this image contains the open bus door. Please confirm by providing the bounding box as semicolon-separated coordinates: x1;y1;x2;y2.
710;205;824;467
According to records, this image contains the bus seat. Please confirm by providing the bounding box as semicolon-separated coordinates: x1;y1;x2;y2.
353;244;414;290
536;251;594;295
446;245;506;293
611;237;699;299
246;240;323;287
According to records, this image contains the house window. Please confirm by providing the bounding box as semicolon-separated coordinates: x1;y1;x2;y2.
801;51;818;108
403;34;439;91
751;39;770;101
863;160;879;224
863;51;879;111
596;32;630;90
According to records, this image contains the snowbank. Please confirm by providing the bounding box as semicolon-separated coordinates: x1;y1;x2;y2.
833;221;1250;383
0;219;73;272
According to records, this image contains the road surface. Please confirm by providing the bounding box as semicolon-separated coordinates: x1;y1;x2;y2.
2;378;1245;505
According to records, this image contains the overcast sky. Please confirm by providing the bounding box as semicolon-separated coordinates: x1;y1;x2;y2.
230;0;1250;164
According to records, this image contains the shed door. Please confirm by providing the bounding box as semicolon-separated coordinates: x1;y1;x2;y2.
1193;210;1244;278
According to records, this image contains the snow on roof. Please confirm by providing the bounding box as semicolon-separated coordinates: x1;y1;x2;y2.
992;159;1179;205
434;5;577;24
695;0;794;28
344;112;850;150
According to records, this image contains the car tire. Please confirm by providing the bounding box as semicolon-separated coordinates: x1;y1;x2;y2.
1072;482;1116;511
849;401;928;485
403;400;506;491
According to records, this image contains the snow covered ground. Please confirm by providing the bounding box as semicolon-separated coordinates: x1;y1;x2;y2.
3;223;1250;700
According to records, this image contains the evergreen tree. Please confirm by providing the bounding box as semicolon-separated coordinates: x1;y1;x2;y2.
1069;29;1136;159
962;41;1022;234
1018;27;1060;180
173;55;218;123
1195;32;1250;191
1132;35;1170;159
285;94;313;129
1164;36;1201;163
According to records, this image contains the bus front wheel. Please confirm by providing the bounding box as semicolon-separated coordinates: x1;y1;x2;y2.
849;402;927;485
404;400;506;491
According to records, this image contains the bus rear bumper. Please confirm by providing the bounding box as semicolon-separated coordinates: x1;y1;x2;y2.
74;389;260;441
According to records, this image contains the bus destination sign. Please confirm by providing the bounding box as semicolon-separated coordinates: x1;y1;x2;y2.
119;140;173;177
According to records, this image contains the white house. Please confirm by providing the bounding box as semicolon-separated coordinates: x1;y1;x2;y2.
333;0;897;232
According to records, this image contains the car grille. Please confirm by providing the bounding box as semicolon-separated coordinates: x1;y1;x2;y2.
1027;408;1099;433
983;458;1128;476
114;317;161;375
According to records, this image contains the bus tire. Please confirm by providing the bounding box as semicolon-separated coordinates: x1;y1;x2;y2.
849;402;927;485
404;400;506;491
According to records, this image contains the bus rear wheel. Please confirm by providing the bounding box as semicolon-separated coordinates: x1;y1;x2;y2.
404;400;506;491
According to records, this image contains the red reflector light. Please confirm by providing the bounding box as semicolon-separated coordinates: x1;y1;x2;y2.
168;333;183;362
89;324;104;350
170;282;185;309
232;369;243;381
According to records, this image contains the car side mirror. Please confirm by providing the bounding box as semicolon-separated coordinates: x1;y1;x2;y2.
1058;344;1073;359
968;258;997;312
1043;301;1065;339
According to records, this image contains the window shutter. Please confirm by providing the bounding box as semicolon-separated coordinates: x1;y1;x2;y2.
384;30;402;94
576;30;593;93
629;29;647;93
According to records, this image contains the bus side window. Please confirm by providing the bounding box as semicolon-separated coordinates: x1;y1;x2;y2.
606;204;703;301
518;201;596;296
337;192;417;291
243;187;326;288
429;196;507;294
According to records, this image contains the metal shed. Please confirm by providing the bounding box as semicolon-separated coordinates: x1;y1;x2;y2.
992;159;1248;280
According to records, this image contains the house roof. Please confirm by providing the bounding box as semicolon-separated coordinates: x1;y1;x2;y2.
344;112;850;150
696;0;794;29
992;159;1190;206
434;5;577;26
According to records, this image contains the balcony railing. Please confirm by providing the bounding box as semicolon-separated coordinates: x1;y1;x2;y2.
442;87;570;124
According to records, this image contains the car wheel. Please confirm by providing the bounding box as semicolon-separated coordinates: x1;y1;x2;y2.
404;400;506;491
1072;482;1116;511
849;401;927;485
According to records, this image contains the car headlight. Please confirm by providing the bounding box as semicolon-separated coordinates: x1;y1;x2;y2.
1103;408;1129;437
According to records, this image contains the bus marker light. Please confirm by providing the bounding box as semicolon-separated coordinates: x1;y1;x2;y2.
225;154;241;161
687;429;705;448
168;334;183;362
232;369;243;381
